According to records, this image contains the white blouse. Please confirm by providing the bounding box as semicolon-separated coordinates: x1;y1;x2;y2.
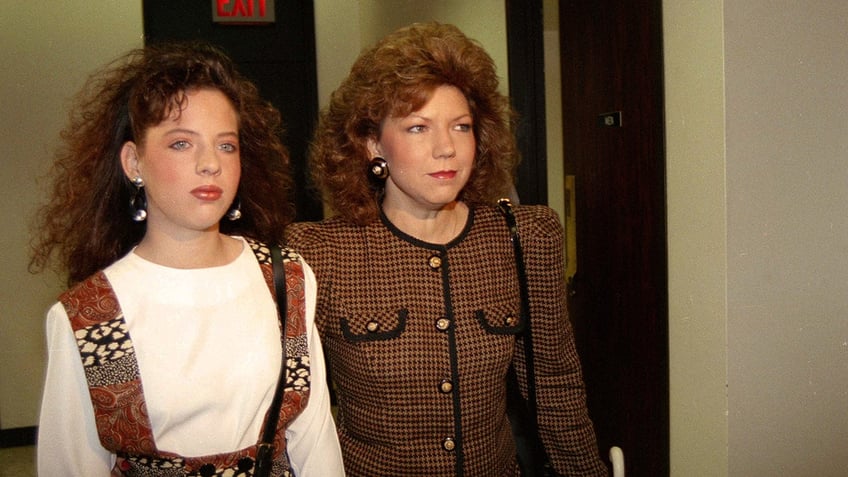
37;237;344;476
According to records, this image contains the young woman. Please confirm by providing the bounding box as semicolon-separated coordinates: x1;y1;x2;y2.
287;22;607;476
30;42;344;476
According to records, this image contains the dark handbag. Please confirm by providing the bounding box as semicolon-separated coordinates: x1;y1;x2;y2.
498;199;557;477
255;246;291;477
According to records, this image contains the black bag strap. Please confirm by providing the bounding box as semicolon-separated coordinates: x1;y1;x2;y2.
498;199;540;416
255;245;289;477
498;199;556;476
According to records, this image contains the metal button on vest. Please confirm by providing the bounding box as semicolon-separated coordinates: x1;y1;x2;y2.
435;317;451;331
442;437;456;451
428;254;442;269
366;320;380;332
439;379;453;393
506;314;518;327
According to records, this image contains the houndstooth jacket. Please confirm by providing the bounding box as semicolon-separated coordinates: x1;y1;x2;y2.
287;205;607;476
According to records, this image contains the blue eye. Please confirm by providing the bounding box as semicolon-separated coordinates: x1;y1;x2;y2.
219;143;238;153
170;140;190;150
455;123;472;132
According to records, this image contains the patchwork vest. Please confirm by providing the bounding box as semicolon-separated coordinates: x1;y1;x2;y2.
59;240;309;477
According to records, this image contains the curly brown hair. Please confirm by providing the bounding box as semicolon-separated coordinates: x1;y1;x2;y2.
310;22;519;225
29;41;294;286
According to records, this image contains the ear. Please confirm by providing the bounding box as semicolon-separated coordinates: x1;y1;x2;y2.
366;137;382;158
120;141;141;180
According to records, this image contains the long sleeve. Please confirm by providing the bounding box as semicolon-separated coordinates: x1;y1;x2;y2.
37;302;114;476
37;239;345;476
288;211;601;476
516;206;608;476
285;260;346;476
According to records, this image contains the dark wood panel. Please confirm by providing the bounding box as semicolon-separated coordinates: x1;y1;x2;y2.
560;1;669;475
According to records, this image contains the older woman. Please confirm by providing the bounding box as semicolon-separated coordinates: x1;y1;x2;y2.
287;22;607;476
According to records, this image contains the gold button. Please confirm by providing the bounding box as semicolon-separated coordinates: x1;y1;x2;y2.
366;321;379;332
439;379;453;393
506;315;518;326
442;437;456;451
428;255;442;269
435;317;451;331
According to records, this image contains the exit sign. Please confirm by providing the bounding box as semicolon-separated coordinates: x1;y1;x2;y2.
213;0;275;24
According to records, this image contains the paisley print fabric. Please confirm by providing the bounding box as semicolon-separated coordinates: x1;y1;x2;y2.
59;239;308;477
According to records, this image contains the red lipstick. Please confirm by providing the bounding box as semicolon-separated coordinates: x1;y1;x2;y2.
430;170;457;179
191;185;223;201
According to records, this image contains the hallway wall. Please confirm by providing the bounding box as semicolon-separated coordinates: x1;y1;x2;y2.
0;1;144;432
665;0;848;475
723;1;848;474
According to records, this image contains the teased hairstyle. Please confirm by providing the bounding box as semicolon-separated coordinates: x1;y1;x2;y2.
30;41;294;286
310;22;519;225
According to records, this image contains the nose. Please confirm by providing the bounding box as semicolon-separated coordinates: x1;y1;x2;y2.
433;128;456;159
196;146;221;176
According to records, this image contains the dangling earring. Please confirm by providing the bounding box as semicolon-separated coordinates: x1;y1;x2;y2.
129;176;147;222
368;157;389;180
226;196;242;221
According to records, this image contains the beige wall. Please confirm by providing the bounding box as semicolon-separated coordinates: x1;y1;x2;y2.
665;0;848;475
314;0;508;106
542;0;567;234
664;1;729;474
722;1;848;474
0;2;143;430
4;2;847;476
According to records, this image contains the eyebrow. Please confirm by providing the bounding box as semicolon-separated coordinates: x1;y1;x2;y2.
406;112;473;122
162;128;239;138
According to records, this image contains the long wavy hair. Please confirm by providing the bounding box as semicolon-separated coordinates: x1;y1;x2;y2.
310;22;519;225
30;41;294;286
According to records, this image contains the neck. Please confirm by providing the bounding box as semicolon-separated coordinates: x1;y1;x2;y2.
133;229;242;269
383;201;469;244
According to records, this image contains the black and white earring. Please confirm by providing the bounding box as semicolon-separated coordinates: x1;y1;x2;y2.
226;196;242;221
368;157;389;180
130;176;147;222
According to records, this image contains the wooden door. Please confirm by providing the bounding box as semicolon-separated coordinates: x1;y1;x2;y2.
559;1;669;475
143;1;322;221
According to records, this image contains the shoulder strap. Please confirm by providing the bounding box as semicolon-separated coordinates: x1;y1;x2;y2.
256;245;288;477
61;273;158;456
498;199;558;476
497;198;539;414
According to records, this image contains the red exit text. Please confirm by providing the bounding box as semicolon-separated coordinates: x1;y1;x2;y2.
213;0;275;24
